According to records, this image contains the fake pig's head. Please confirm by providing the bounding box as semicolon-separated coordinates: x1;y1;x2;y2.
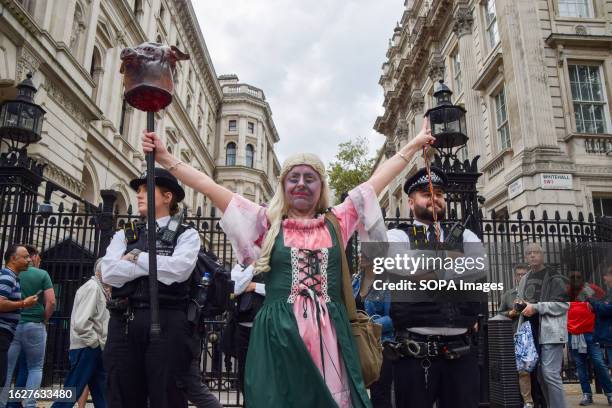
120;42;189;74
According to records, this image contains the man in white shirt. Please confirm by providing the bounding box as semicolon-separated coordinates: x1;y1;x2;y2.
52;259;110;408
386;166;485;408
101;168;200;408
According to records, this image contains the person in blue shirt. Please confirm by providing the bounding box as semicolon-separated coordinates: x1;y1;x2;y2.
0;244;38;387
352;255;393;408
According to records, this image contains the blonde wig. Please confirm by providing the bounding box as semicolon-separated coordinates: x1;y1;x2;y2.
254;153;330;274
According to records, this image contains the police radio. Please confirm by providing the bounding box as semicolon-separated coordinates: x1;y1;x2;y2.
444;215;472;246
160;211;184;244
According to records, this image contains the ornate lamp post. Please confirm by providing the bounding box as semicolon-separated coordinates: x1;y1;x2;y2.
424;80;482;236
0;72;46;246
424;80;468;161
0;73;46;151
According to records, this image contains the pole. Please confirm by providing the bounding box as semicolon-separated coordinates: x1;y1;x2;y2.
146;111;161;337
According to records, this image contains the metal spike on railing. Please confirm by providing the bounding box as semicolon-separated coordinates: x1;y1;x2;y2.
554;211;560;221
491;209;497;219
588;212;594;223
578;212;584;222
567;211;573;221
382;207;387;218
395;207;400;218
196;206;202;217
516;210;523;220
127;204;133;215
529;210;536;221
71;202;78;213
542;210;548;221
58;202;64;213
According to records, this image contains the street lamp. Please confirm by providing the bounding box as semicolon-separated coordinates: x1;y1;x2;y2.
424;80;467;159
0;73;46;150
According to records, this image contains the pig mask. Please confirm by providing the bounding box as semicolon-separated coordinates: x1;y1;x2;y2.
120;42;190;112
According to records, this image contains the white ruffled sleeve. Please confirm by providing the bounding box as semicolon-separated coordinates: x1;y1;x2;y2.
219;194;268;265
331;182;387;247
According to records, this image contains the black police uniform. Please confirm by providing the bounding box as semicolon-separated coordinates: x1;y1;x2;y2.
101;168;199;408
387;167;483;408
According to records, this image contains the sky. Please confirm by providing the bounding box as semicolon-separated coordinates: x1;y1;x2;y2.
191;0;404;166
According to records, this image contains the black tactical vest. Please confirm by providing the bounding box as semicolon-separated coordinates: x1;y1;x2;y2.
111;223;194;308
389;222;480;330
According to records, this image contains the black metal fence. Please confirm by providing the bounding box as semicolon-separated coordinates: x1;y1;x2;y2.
2;156;612;404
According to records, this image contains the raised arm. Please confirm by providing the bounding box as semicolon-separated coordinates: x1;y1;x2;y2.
368;117;435;195
142;131;234;212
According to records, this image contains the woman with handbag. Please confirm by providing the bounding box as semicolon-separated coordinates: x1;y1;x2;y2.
141;120;434;407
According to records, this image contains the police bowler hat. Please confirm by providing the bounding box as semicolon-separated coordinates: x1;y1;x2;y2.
403;166;448;195
129;167;186;202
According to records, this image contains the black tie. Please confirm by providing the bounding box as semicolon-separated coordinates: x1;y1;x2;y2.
427;224;439;243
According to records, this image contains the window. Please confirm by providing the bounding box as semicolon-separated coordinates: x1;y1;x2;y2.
569;64;608;134
594;196;612;217
246;144;254;168
593;197;612;217
248;121;255;134
452;52;462;96
485;0;500;49
159;2;165;21
494;86;511;150
119;98;128;136
558;0;593;18
228;120;237;132
226;142;236;166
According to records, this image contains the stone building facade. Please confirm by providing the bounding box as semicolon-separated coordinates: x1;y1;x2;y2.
0;0;279;215
216;74;280;205
374;0;612;219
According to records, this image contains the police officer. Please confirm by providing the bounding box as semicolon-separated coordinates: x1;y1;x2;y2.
386;166;484;408
101;167;201;408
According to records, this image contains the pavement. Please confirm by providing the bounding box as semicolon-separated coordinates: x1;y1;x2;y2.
23;384;612;407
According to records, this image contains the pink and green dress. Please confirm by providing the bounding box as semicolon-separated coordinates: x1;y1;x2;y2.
220;183;385;408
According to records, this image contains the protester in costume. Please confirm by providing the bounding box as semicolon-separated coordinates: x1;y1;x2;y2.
141;120;434;408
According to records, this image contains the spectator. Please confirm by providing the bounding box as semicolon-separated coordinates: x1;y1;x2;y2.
352;255;393;408
0;245;38;387
498;263;533;408
230;263;265;398
499;263;530;325
0;244;54;408
589;266;612;368
51;259;110;408
567;270;612;405
516;243;569;408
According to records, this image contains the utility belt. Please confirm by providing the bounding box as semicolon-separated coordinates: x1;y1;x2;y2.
384;330;472;361
107;297;187;315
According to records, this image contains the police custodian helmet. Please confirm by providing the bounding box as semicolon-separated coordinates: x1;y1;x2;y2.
129;167;186;202
403;166;448;195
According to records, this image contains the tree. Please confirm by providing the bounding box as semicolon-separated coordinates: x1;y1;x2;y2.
327;136;375;204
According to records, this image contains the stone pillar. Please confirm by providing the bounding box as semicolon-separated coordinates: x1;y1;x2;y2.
453;4;482;160
497;0;558;151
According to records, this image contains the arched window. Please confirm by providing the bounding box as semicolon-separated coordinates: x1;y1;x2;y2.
226;142;236;166
246;144;254;168
70;3;85;55
90;47;103;100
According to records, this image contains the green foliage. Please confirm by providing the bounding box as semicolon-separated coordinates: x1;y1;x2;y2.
327;136;375;204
